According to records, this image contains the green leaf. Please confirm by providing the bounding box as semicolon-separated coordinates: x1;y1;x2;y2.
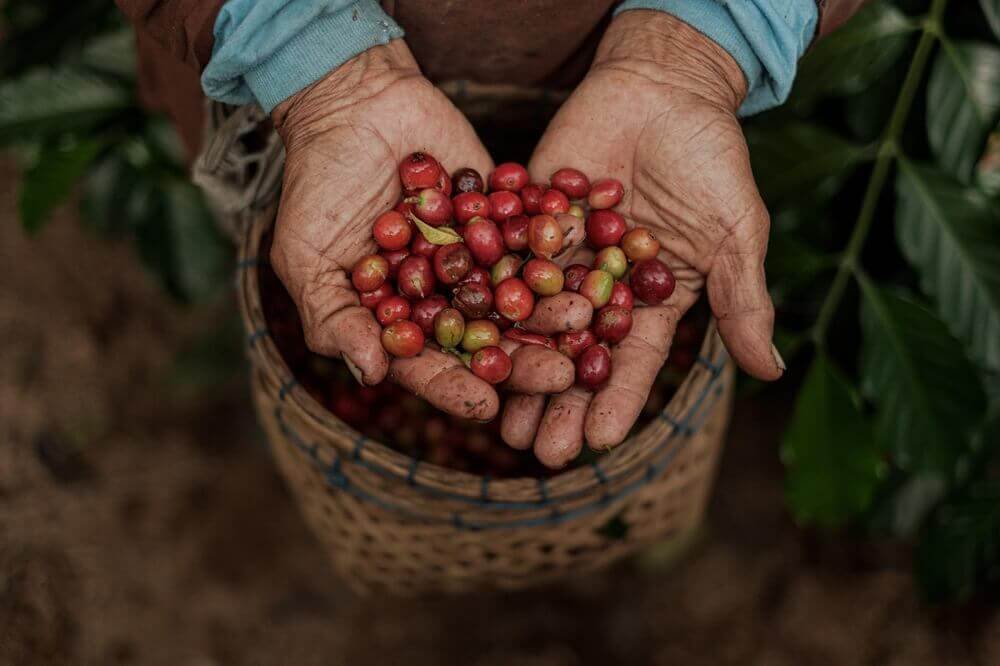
0;66;131;143
781;355;884;528
410;214;463;245
162;182;232;302
981;0;1000;41
859;283;986;474
18;137;103;234
79;27;136;80
916;436;1000;603
766;231;837;304
791;1;917;104
927;41;1000;183
746;123;871;205
895;160;1000;372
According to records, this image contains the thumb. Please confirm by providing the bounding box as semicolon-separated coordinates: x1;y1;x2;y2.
706;207;783;381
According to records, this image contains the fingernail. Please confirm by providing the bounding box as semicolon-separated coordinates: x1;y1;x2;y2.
344;355;366;386
771;343;786;373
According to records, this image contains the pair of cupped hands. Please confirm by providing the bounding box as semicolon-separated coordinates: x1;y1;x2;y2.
270;11;783;468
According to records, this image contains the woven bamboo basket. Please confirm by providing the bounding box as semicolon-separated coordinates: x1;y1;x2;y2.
236;209;735;594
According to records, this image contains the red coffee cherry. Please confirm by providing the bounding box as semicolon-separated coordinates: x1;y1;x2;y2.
452;282;494;319
539;189;570;216
359;283;395;310
407;188;453;226
621;227;661;262
557;329;597;359
470;346;513;384
593;306;633;343
576;344;611;389
351;254;389;292
587;178;624;209
380;248;409;279
550;167;591;199
520;183;547;215
451;167;484;194
376;295;412;326
489;162;530;192
563;264;590;292
609;282;635;310
399;152;442;192
527;214;564;259
503;328;558;350
410;295;449;336
397;255;436;299
463;218;505;267
630;259;676;305
433;242;472;285
373;210;412;250
410;233;438;258
488;190;524;221
452;192;491;224
578;270;614;308
494;277;535;322
382;320;425;358
522;258;565;296
586;209;627;248
501;214;530;252
459;266;490;288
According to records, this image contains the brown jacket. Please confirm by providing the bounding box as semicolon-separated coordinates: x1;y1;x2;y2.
116;0;868;157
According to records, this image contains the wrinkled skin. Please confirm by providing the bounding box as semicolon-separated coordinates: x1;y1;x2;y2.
503;11;785;464
271;41;575;421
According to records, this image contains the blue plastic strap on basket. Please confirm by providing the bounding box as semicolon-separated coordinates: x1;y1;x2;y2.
480;476;491;501
352;434;367;460
236;257;259;270
278;377;298;400
406;457;420;485
697;355;724;377
247;328;268;346
591;462;609;485
536;477;550;504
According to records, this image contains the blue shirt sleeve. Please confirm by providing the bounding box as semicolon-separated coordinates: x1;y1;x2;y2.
201;0;404;114
616;0;818;116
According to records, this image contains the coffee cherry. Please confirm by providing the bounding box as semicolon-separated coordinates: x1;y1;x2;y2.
462;319;501;352
399;152;442;192
488;191;524;220
491;254;523;286
376;295;412;326
433;242;472;285
586;209;627;248
522;258;565;296
557;329;597;359
621;227;660;262
452;192;491;224
463;217;504;267
397;255;436;299
411;295;449;335
382;320;425;358
351;254;389;292
588;178;624;209
435;169;453;196
471;346;512;384
528;214;564;259
550;168;591;199
459;266;490;288
380;248;409;279
408;188;452;226
504;328;558;350
563;264;590;292
594;306;633;343
359;283;395;310
452;167;484;194
576;344;611;389
501;214;530;251
452;283;494;319
433;307;466;348
494;277;535;322
593;246;628;279
579;270;614;308
630;259;676;305
410;233;438;258
609;282;635;310
487;309;514;332
567;204;585;220
489;162;529;192
539;189;570;216
520;183;547;215
373;210;412;250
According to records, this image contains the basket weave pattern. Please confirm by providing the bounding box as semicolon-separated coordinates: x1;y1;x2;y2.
238;210;734;594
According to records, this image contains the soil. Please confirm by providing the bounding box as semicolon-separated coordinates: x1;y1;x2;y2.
1;159;997;665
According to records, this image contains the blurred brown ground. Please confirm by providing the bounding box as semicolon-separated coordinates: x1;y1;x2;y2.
1;159;997;665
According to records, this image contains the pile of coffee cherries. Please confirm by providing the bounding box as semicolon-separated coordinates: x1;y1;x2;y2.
351;152;676;389
260;247;702;477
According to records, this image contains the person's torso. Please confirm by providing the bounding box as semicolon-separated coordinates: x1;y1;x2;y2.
383;0;620;86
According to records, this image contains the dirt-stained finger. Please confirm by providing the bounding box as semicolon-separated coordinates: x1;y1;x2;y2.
521;292;593;334
503;344;575;394
501;394;547;450
585;305;679;449
389;347;499;421
534;387;592;469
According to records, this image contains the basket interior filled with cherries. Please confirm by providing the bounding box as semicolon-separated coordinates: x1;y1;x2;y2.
259;153;707;477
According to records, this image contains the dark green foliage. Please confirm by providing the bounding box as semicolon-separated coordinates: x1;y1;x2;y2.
754;0;1000;601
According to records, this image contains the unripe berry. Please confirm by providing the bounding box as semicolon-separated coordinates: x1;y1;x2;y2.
433;308;466;348
578;270;614;308
522;258;565;296
621;227;661;262
491;254;523;287
593;246;628;279
462;319;501;352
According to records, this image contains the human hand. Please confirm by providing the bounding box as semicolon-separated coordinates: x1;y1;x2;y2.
270;41;576;421
504;10;784;465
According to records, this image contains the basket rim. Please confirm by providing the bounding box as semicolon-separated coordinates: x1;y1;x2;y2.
237;208;730;500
